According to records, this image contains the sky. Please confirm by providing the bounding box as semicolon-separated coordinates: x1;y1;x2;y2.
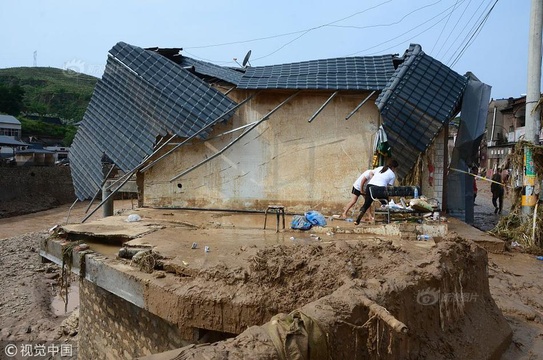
0;0;532;99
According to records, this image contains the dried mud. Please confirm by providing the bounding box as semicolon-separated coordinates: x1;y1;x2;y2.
1;187;542;359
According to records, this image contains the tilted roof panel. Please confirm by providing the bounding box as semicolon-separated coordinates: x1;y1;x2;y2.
70;42;238;200
375;44;468;179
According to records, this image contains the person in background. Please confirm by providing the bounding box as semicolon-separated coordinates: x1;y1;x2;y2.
501;167;510;195
354;159;399;225
491;172;504;214
472;166;479;205
342;168;375;219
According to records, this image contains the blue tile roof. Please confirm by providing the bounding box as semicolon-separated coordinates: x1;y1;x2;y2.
70;42;238;200
237;56;396;90
376;44;468;179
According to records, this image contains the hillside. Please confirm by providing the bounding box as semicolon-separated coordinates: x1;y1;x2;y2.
0;66;98;123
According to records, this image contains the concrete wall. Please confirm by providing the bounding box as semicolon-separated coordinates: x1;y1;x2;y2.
143;89;381;214
0;166;74;203
79;279;190;360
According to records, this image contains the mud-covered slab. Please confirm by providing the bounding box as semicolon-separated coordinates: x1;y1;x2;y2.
60;215;163;240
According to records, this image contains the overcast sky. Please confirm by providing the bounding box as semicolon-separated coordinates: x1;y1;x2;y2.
0;0;532;99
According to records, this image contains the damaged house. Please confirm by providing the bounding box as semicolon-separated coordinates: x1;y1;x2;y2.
70;42;489;219
53;42;510;360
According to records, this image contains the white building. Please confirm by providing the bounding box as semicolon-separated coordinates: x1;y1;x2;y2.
0;114;25;158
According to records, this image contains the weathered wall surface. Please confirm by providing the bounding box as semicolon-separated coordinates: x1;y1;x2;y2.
143;90;382;214
0;166;75;216
79;279;190;360
421;129;446;208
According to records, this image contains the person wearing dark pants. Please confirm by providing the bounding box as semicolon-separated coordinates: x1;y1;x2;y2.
354;159;398;225
491;173;504;214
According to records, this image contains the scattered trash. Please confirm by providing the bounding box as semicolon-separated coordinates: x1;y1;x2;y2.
345;218;354;222
182;261;189;266
536;256;543;261
126;214;142;222
191;242;198;249
290;236;296;241
305;210;327;226
417;235;432;241
310;234;321;240
204;246;210;253
48;224;59;234
291;215;312;230
511;241;521;247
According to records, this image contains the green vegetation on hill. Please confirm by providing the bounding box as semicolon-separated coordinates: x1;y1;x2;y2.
0;67;98;146
19;118;77;146
0;67;97;123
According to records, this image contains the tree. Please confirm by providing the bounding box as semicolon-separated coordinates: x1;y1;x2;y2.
0;84;25;115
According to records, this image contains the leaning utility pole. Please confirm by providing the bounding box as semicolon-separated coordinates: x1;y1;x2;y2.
522;0;542;215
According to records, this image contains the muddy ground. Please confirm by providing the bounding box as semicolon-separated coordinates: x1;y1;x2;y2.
0;188;542;359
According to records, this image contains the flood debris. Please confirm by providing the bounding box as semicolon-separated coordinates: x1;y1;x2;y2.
490;141;543;251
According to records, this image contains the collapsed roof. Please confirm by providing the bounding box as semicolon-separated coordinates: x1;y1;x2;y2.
70;42;238;199
70;41;479;200
376;44;468;179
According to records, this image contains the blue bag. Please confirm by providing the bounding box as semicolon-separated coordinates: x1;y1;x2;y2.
290;215;312;230
304;210;327;226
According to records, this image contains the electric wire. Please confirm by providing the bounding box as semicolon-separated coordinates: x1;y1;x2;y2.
183;0;449;64
327;0;443;31
430;0;460;53
440;0;494;64
183;0;498;71
448;0;499;67
346;0;466;56
433;0;474;58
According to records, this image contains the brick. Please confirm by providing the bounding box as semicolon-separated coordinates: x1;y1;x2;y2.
79;279;194;359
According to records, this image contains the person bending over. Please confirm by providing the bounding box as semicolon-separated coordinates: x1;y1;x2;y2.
342;168;375;219
354;159;398;225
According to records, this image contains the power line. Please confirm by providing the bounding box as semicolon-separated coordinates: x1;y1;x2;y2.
183;0;449;64
439;0;492;63
184;0;392;52
251;0;394;62
430;0;460;53
327;0;443;31
183;0;495;69
433;0;474;58
448;0;499;67
346;0;466;56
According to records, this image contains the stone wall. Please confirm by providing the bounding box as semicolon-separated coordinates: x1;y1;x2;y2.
0;166;75;217
0;166;74;202
79;279;190;360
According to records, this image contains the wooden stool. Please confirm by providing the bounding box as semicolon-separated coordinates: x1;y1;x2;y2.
264;205;286;232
